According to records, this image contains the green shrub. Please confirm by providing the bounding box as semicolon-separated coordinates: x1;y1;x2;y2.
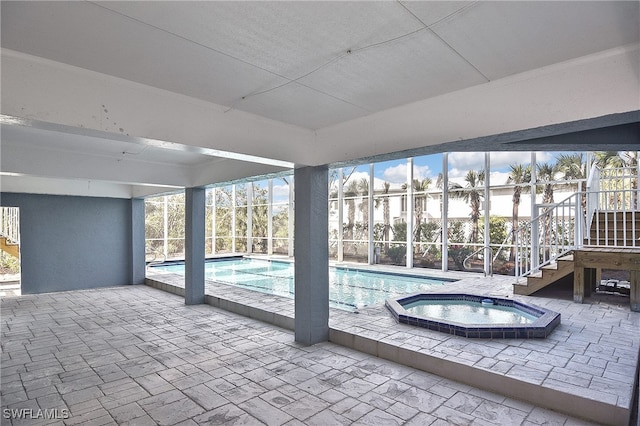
386;245;406;265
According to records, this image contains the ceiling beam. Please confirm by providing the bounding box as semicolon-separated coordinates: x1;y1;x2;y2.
316;44;640;166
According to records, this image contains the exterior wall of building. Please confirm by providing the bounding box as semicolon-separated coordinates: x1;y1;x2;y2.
339;186;578;227
1;193;134;294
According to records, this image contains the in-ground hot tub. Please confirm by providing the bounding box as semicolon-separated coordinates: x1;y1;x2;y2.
385;293;560;338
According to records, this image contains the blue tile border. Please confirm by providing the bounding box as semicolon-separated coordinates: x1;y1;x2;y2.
385;293;560;339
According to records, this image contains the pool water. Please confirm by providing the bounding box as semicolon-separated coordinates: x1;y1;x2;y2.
151;258;452;310
386;293;561;338
403;300;536;324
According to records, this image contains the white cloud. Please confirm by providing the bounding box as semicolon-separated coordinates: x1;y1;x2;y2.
414;165;431;181
271;183;290;201
448;152;553;179
489;152;532;169
381;163;431;184
535;151;553;163
344;171;371;185
448;152;484;173
490;171;511;186
448;168;467;179
447;170;510;185
382;164;406;183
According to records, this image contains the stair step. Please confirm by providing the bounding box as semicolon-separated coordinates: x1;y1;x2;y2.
596;220;639;226
596;211;640;218
590;229;638;235
515;255;575;296
515;210;640;296
0;237;19;258
584;239;639;247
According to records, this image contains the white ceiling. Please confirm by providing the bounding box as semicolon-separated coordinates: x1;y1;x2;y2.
3;1;637;130
1;1;638;197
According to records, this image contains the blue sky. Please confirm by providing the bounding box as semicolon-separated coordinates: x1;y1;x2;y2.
356;151;560;187
272;150;577;200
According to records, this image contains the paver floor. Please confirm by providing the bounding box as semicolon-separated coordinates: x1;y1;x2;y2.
145;261;640;425
1;285;601;425
334;270;640;420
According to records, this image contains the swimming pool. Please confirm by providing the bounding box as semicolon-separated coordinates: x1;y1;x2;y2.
150;258;453;310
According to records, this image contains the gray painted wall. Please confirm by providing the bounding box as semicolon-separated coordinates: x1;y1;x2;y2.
1;193;137;294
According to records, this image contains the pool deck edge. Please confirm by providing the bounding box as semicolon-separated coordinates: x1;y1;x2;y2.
329;327;631;426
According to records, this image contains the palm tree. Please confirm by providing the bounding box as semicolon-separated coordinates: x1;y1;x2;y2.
449;170;484;244
557;153;588;218
536;162;558;258
595;151;638;209
343;180;359;242
401;177;432;242
557;153;587;193
356;178;370;237
465;170;484;244
536;162;556;205
382;182;391;250
507;164;531;261
251;186;270;252
621;151;637;167
436;172;443;190
595;151;638;169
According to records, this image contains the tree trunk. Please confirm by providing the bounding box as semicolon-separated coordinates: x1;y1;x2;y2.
383;197;390;250
510;189;521;262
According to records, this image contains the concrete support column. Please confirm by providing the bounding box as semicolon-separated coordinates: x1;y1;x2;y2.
130;198;146;285
294;165;329;345
185;186;205;305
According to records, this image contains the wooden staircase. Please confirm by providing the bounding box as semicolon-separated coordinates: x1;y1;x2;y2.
0;236;19;258
514;254;574;295
586;211;639;247
514;211;639;296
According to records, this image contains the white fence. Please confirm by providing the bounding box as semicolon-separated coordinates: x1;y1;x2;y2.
585;165;638;247
516;165;639;277
515;192;582;277
0;207;20;244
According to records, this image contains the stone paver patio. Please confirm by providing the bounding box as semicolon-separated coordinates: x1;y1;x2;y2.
143;260;640;425
1;283;608;425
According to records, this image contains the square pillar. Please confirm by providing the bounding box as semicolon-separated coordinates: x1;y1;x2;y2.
294;166;329;345
573;265;585;303
185;187;205;305
630;270;640;312
130;198;146;285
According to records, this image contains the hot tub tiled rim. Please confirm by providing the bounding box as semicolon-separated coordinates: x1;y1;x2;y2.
385;292;561;339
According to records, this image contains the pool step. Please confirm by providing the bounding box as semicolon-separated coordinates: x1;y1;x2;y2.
513;254;574;296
